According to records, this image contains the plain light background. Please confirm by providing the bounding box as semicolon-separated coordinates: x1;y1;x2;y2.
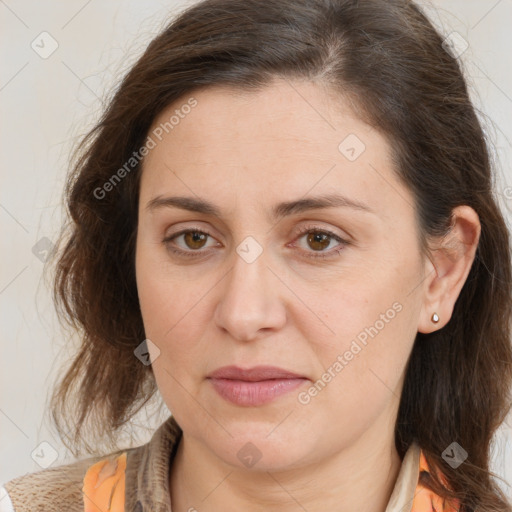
1;0;511;498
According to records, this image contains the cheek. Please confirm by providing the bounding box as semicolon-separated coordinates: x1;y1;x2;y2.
136;241;192;337
305;264;416;399
300;301;413;449
135;257;210;415
137;272;204;357
135;247;212;372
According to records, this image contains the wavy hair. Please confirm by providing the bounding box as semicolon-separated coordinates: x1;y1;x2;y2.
48;0;512;510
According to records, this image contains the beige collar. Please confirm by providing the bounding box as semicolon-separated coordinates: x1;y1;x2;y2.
385;440;421;512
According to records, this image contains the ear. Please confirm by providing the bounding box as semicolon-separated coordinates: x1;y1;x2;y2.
417;205;481;334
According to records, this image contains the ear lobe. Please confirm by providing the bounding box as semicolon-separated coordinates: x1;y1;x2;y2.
417;205;481;334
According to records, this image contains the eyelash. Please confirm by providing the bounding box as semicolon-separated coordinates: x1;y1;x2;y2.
291;225;350;259
162;224;350;260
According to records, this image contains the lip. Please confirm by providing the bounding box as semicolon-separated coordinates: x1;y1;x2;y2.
207;365;306;381
207;365;309;406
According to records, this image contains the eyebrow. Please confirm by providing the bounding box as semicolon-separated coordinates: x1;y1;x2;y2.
145;193;376;221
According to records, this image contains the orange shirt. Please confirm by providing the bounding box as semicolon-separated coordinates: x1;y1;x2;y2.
82;445;461;512
410;451;461;512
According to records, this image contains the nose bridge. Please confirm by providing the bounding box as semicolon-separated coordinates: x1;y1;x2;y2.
214;237;286;340
233;236;268;295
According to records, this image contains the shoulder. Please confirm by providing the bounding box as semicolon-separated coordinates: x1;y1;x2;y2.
1;415;183;512
2;448;131;512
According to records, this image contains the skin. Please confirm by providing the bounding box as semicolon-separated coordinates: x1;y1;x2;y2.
135;77;481;512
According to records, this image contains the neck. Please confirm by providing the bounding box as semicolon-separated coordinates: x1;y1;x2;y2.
169;416;402;512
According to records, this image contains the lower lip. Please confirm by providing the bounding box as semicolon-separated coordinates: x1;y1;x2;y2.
208;378;307;406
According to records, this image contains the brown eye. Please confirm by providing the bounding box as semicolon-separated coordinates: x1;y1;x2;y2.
183;231;208;249
293;225;350;260
306;231;331;251
163;228;219;258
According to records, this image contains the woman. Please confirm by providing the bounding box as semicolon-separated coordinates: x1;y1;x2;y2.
2;0;511;510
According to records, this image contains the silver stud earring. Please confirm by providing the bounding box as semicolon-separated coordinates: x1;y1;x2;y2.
431;312;439;323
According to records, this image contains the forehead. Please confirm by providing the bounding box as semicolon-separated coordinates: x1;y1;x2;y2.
139;78;414;224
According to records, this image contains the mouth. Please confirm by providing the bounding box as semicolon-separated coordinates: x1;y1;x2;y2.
206;365;309;406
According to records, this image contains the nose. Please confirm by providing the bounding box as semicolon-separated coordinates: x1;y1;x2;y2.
213;244;287;342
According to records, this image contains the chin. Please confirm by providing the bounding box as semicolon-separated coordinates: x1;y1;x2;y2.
204;420;319;472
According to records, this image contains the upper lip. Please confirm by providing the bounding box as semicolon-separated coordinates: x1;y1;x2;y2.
207;365;307;381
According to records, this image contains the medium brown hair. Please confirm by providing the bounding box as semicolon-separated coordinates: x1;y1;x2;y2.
49;0;512;509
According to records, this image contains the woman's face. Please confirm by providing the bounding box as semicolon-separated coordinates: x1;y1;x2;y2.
135;78;428;470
